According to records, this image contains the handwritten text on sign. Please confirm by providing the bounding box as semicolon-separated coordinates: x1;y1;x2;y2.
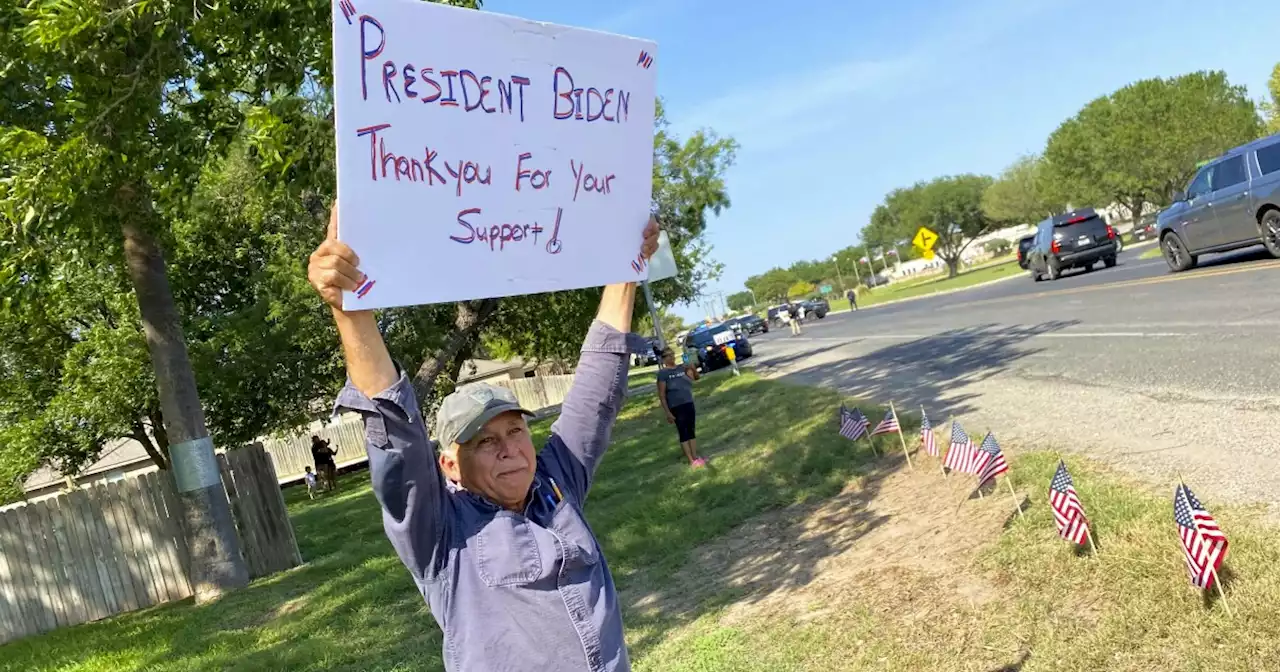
333;0;657;310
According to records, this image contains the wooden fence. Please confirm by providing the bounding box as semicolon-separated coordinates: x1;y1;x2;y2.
259;416;367;484
493;374;576;412
0;444;300;645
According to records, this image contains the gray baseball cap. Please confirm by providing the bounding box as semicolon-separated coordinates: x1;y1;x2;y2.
435;382;533;448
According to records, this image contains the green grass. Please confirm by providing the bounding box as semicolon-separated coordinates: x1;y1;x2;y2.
627;453;1280;671
628;365;658;389
10;376;1280;671
851;260;1023;309
1139;245;1164;260
0;373;889;671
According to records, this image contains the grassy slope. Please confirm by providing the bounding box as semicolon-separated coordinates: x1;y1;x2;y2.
0;373;886;671
6;373;1279;671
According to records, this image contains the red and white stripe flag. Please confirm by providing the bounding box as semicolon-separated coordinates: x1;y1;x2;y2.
920;409;938;457
972;432;1009;489
870;409;899;436
1174;483;1228;589
943;421;978;473
1049;461;1089;545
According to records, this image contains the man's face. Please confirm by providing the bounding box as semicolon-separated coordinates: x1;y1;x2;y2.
440;411;536;509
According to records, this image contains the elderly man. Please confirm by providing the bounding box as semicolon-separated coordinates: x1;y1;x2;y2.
307;206;658;671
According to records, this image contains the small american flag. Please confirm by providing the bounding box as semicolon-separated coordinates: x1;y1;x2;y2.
942;421;977;473
1174;483;1228;589
972;432;1009;488
1048;461;1089;545
839;405;869;441
920;409;938;457
870;409;899;436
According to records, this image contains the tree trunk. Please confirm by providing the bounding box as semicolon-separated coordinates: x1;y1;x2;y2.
119;196;249;602
944;256;960;278
412;298;501;417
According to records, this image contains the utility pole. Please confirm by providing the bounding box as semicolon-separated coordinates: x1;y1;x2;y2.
121;212;248;603
831;255;846;294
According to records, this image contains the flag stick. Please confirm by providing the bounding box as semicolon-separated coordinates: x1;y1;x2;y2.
863;432;879;457
1084;525;1100;558
1004;473;1024;517
1210;567;1233;617
890;401;913;471
925;405;947;478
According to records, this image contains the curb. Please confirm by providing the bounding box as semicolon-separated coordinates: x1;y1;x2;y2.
826;272;1023;315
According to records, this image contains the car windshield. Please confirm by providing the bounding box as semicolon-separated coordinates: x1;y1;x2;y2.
1054;214;1101;228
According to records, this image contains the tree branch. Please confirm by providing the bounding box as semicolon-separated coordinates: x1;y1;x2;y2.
411;298;501;415
132;418;168;470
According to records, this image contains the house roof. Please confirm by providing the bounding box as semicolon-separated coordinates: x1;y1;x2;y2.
23;436;154;492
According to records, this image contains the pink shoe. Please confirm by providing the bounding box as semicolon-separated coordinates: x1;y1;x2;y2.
691;458;707;468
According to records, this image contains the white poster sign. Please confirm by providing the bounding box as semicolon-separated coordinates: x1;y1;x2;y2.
332;0;658;310
645;231;679;282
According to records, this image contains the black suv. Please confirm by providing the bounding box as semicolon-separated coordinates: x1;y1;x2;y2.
685;323;752;372
1016;235;1034;269
730;314;769;335
799;298;829;318
1026;208;1119;281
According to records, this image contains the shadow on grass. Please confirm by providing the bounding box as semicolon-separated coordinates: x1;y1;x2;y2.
755;321;1080;422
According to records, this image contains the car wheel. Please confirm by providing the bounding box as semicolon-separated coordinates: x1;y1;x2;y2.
1031;270;1042;282
1104;256;1117;268
1261;209;1280;258
1114;237;1124;253
1161;233;1196;272
1046;260;1060;281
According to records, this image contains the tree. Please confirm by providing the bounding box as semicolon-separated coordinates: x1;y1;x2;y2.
1265;62;1280;134
726;291;755;312
786;281;816;299
869;176;996;278
1044;71;1262;224
981;154;1065;225
745;268;797;304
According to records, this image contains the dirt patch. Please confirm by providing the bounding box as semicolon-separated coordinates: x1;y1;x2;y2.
627;462;1015;627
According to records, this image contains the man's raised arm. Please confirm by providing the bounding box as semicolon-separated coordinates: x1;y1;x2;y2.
545;218;660;499
310;205;452;581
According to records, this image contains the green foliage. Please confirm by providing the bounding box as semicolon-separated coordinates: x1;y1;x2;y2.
857;175;995;277
745;268;798;305
981;154;1064;225
1265;63;1280;134
983;238;1012;256
1044;71;1262;221
786;281;816;299
726;291;754;312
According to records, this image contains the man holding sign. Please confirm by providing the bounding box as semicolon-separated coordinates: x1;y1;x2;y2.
310;205;658;671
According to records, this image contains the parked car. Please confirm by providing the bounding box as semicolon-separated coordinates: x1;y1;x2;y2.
1131;213;1157;241
729;314;769;335
684;323;753;372
766;305;787;326
1016;235;1035;269
863;274;890;288
1156;133;1280;272
630;337;661;367
799;298;829;319
1025;207;1119;281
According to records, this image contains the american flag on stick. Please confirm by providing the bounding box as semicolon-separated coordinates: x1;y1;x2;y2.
920;408;938;457
1048;461;1090;545
972;432;1009;489
1174;483;1229;590
839;405;869;441
942;421;977;474
870;409;899;436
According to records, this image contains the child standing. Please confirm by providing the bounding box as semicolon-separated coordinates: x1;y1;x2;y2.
304;466;318;500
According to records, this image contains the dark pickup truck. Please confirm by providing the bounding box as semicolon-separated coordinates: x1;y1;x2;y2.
1026;208;1119;281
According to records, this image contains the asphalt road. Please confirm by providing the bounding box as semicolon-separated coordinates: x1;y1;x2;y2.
746;243;1280;511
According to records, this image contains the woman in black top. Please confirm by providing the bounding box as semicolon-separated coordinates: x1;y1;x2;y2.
655;348;705;468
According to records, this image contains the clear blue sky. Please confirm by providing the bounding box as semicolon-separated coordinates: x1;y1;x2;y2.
488;0;1280;321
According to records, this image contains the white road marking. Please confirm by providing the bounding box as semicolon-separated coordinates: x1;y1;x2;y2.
783;331;1191;343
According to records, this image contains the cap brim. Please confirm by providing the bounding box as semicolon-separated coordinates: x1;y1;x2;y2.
455;402;534;445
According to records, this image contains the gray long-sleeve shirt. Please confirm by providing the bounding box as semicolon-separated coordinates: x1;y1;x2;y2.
335;320;647;672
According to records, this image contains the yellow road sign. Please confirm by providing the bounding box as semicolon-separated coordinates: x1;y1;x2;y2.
912;226;939;252
921;248;935;260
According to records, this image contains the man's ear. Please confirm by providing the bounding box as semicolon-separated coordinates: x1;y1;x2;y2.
438;443;463;482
